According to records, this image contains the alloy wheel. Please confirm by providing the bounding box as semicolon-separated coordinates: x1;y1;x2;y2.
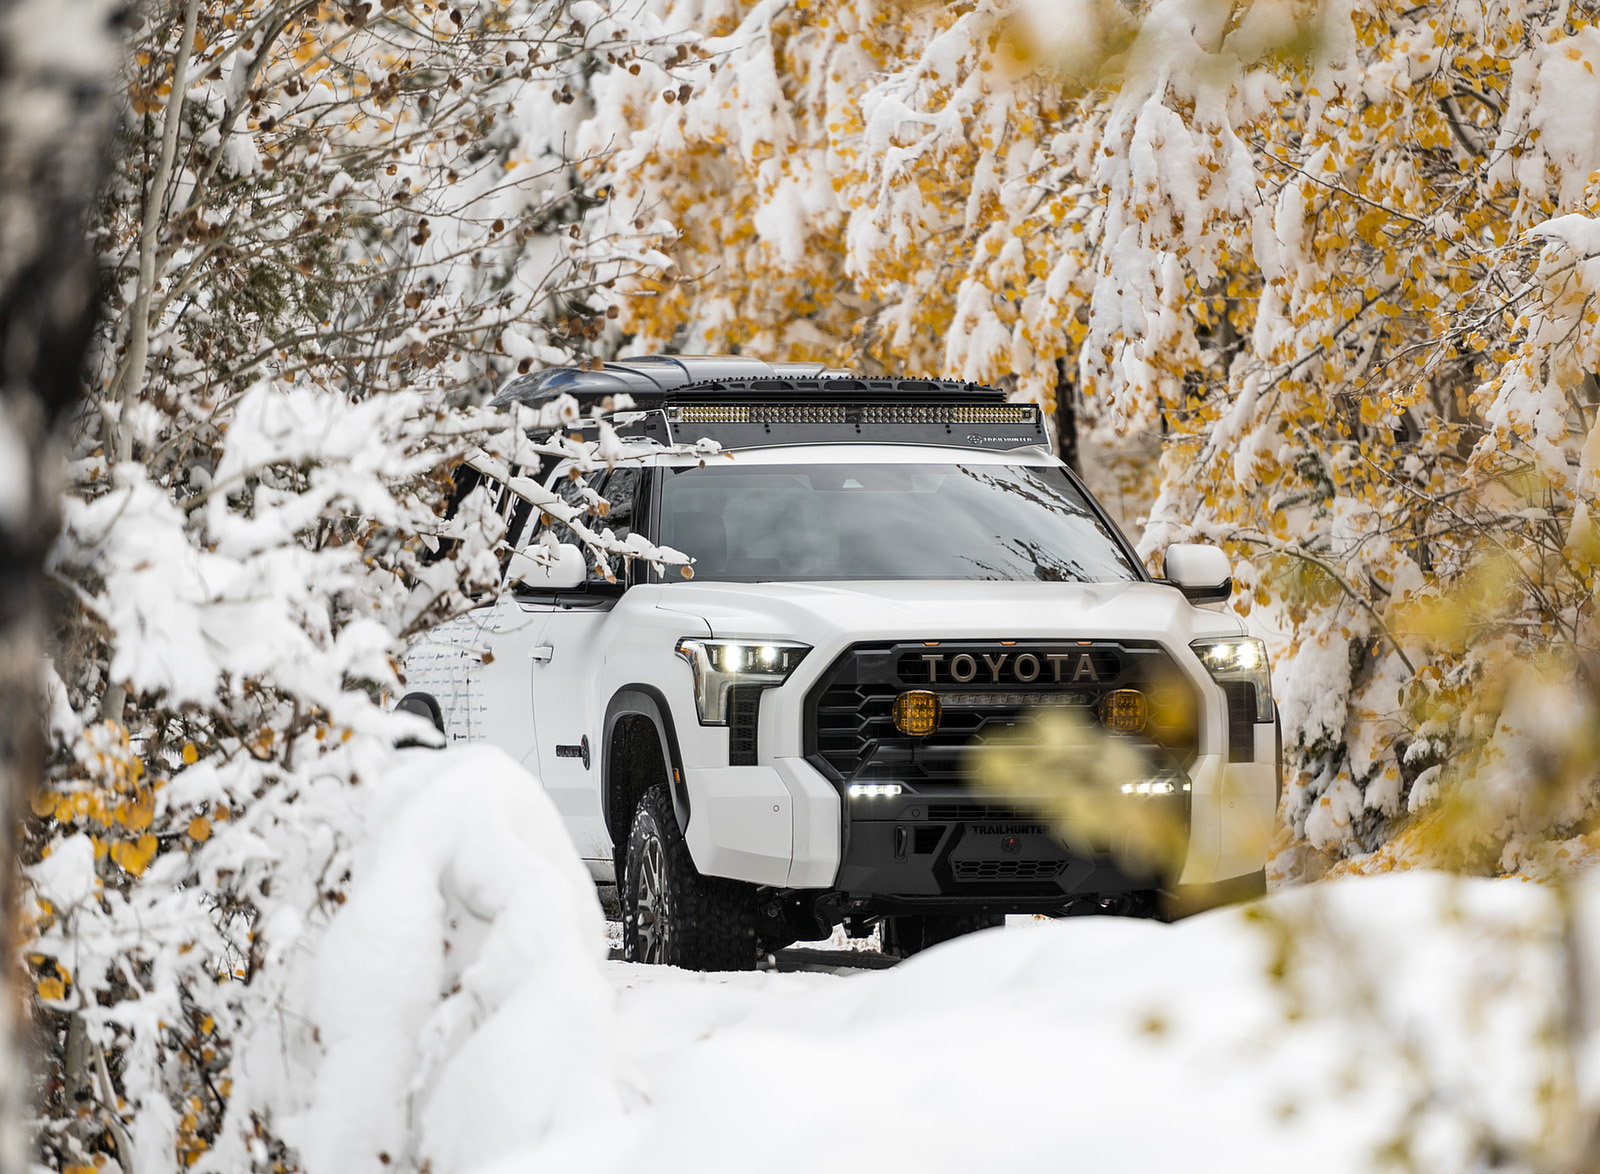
635;829;669;963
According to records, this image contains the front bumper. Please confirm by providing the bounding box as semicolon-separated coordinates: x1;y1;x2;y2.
837;781;1190;909
681;748;1275;898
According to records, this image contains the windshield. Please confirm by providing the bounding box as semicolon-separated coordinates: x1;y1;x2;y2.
657;462;1141;583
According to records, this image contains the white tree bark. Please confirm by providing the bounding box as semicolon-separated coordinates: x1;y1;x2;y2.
111;0;200;465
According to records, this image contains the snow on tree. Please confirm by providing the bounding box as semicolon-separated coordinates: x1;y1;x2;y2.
584;0;1600;867
21;2;686;1169
22;0;1600;1165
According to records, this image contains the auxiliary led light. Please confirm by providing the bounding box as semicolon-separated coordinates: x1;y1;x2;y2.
1097;688;1147;733
848;783;904;798
893;690;942;737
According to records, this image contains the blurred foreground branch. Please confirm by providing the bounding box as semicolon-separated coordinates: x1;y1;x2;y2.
0;0;116;1167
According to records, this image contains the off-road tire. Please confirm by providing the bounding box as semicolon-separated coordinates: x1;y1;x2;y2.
880;913;1003;958
622;786;758;971
394;692;445;748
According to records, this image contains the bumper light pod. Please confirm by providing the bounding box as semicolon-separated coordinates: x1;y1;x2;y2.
848;783;903;798
1097;688;1147;733
893;690;942;737
1120;779;1184;795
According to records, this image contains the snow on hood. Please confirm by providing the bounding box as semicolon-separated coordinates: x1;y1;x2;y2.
655;579;1245;648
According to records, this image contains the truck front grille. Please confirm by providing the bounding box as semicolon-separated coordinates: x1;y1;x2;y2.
805;641;1199;787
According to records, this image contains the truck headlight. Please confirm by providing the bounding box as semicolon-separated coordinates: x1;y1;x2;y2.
1191;637;1274;723
674;639;811;725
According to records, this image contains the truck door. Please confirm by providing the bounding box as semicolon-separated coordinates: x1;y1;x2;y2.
407;462;550;758
526;465;645;869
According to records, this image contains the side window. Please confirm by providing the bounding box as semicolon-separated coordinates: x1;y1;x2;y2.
517;464;643;588
420;463;486;566
540;467;596;549
500;465;536;551
594;467;642;584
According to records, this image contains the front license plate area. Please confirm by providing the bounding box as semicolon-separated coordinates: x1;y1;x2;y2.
949;824;1068;862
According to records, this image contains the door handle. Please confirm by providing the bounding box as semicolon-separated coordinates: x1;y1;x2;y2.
529;645;554;663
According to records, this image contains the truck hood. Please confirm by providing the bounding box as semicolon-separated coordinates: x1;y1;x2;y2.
653;580;1243;649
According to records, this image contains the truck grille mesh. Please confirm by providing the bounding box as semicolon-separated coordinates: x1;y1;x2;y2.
952;859;1068;881
728;685;761;766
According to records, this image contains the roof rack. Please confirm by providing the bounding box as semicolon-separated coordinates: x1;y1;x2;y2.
491;355;1048;452
490;355;854;410
621;379;1046;452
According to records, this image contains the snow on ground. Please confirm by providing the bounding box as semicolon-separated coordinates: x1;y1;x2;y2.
266;747;1576;1174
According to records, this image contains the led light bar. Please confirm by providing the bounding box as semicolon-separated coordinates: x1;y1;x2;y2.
672;405;753;423
857;404;1036;424
848;783;904;798
939;692;1095;707
1118;780;1192;795
666;403;1038;426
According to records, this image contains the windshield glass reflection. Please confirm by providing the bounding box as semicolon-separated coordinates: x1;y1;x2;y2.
657;463;1140;583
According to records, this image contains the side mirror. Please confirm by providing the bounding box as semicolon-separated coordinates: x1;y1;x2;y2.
1163;543;1232;604
509;542;587;591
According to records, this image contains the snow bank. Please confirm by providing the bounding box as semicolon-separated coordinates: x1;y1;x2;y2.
495;875;1567;1174
229;746;619;1174
237;749;1582;1174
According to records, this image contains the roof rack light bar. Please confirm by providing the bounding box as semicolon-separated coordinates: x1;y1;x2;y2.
654;376;1007;405
667;402;1037;426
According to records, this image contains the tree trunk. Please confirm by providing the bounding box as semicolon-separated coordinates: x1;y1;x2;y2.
0;0;116;1167
1053;356;1083;477
111;0;199;466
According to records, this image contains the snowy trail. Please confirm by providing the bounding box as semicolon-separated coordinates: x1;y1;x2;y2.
238;749;1579;1174
535;892;1557;1174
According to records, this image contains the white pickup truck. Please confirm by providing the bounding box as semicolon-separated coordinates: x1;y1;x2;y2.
403;356;1279;969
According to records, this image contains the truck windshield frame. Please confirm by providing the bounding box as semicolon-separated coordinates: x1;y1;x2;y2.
656;461;1142;584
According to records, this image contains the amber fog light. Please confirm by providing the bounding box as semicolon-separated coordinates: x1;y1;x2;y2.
893;690;942;737
1098;689;1147;733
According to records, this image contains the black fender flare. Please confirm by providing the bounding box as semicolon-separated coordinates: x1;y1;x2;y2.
602;685;691;836
1274;699;1284;809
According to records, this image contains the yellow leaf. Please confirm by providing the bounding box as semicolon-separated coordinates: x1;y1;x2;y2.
200;1015;215;1035
114;833;158;876
181;742;198;765
128;800;154;830
29;791;56;818
188;817;211;843
36;977;64;1002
